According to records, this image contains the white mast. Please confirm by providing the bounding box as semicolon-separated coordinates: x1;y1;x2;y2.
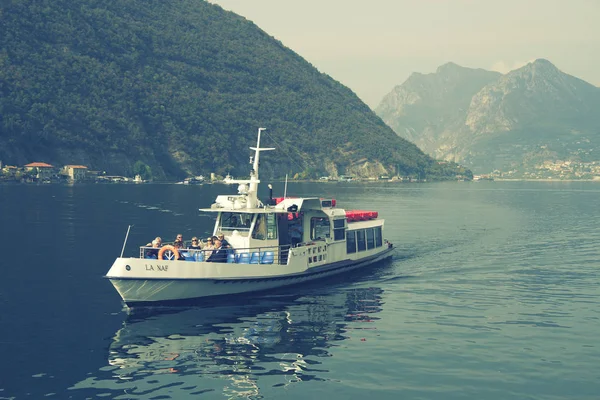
226;128;274;209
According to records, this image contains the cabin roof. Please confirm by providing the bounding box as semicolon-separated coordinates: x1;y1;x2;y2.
273;197;324;211
199;207;289;214
200;197;335;214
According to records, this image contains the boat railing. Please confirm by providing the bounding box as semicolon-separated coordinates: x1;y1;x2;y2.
139;244;291;265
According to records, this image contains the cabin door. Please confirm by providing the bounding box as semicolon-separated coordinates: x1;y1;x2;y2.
278;215;289;246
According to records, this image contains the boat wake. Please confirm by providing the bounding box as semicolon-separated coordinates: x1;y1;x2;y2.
117;200;183;216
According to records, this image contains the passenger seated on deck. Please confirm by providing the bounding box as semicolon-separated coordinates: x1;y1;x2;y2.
202;237;215;259
146;236;162;247
188;236;202;259
174;233;185;248
207;239;228;263
145;239;160;258
189;237;202;250
217;232;230;249
173;239;186;260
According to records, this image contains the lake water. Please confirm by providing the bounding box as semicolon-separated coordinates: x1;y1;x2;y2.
0;181;599;399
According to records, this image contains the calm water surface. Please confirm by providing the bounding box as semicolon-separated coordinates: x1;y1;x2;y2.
0;181;599;399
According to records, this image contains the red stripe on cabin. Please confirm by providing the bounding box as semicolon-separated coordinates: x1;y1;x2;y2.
345;210;378;222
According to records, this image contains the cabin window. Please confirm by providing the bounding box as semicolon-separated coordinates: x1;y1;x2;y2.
252;214;266;239
346;231;356;253
375;226;383;247
357;230;366;251
366;228;375;249
251;213;277;240
333;219;345;241
266;213;277;239
220;212;252;231
310;217;330;240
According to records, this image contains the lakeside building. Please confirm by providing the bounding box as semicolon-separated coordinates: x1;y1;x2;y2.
1;162;152;183
24;162;55;179
62;165;88;181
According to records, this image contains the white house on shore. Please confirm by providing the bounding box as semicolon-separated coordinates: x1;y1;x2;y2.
62;165;88;181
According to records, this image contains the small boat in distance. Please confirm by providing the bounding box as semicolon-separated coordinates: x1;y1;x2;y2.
178;175;205;185
105;128;394;306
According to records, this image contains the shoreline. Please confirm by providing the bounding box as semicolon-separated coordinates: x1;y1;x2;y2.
493;178;600;182
3;177;600;185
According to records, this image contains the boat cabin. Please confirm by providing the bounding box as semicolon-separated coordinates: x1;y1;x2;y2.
138;128;387;265
208;197;346;252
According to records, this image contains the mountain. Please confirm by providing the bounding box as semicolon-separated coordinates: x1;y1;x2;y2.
376;63;501;145
0;0;467;180
376;59;600;174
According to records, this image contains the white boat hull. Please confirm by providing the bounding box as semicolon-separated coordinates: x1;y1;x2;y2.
106;248;393;305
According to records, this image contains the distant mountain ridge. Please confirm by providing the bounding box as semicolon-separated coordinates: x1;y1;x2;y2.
376;63;501;144
0;0;467;180
376;59;600;174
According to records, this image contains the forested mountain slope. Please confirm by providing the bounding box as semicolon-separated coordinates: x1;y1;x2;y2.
0;0;465;179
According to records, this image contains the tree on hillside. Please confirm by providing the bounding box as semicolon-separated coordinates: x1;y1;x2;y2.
133;161;152;181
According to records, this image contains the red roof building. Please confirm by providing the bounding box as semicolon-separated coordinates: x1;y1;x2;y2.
24;162;55;179
24;162;54;168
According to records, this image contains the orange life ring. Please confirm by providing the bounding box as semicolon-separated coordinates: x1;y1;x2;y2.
158;245;180;260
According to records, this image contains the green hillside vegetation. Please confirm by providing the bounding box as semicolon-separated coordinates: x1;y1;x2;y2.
0;0;467;180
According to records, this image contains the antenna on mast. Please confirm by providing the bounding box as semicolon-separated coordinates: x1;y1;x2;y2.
249;127;274;183
223;128;275;209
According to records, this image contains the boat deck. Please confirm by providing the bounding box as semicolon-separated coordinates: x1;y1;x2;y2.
141;243;294;265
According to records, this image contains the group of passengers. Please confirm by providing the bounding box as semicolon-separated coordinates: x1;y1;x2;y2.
145;233;232;262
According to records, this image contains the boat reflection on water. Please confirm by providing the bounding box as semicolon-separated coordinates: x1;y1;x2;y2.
71;287;384;398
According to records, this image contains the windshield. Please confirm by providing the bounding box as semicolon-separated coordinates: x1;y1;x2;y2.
219;212;253;231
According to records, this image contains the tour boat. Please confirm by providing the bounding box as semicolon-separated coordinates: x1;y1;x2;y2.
105;128;394;305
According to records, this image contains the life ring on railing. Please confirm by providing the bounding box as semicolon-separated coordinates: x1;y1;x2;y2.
158;245;180;260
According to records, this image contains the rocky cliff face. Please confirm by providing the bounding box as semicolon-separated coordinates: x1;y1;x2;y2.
377;59;600;173
466;59;599;134
376;63;501;159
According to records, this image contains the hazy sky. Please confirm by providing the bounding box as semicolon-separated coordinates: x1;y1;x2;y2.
208;0;599;108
